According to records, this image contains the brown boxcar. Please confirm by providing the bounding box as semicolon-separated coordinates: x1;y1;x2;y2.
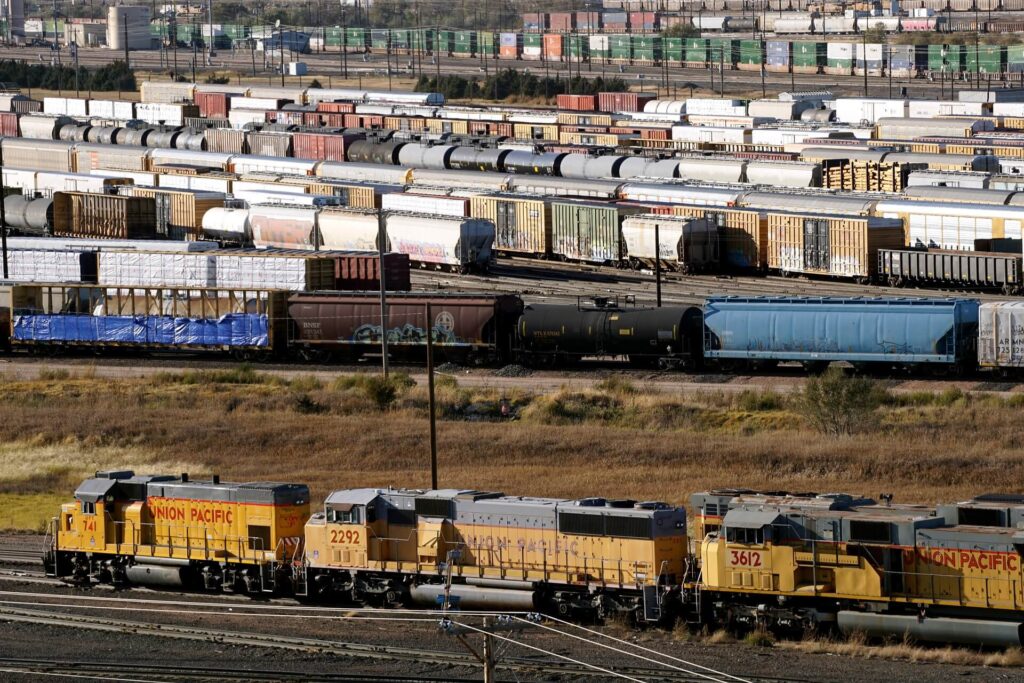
52;192;158;239
292;132;364;162
195;91;230;118
334;252;412;291
287;292;523;363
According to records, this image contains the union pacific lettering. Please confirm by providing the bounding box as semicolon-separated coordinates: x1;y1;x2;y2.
905;548;1020;573
148;501;234;525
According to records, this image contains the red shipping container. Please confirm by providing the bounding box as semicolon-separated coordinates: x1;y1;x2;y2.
293;132;364;161
499;45;519;59
317;101;356;114
303;112;325;127
0;112;17;137
494;123;514;137
542;34;563;59
548;11;575;31
362;115;384;128
641;128;669;141
597;91;656;113
195;91;229;118
343;113;361;128
334;252;411;291
556;94;597;111
629;11;658;30
324;113;347;127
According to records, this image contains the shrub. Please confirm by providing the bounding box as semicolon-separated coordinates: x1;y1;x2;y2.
331;373;415;410
292;393;328;415
595;376;639;396
797;368;885;436
736;390;785;412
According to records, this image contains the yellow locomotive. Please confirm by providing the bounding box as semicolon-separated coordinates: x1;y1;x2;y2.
46;471;309;593
302;487;688;620
691;490;1024;645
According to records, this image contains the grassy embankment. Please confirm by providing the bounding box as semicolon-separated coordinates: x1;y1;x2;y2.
0;366;1018;532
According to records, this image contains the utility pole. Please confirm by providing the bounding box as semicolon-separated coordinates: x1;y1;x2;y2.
1;144;7;280
342;8;348;79
861;28;868;97
425;302;438;490
377;209;389;377
207;0;214;65
654;221;661;307
124;18;130;65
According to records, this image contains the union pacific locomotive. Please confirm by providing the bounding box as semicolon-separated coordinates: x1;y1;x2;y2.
44;471;1024;645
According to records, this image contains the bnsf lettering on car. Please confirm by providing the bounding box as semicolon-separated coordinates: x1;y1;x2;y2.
728;550;763;568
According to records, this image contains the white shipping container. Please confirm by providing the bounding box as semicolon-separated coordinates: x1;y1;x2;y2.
228;109;268;129
5;249;89;283
5;237;217;252
671;124;751;144
979;302;1024;367
230;155;316;176
230;96;290;111
855;43;884;61
35;171;118;194
158;173;233;193
685;98;747;115
833;98;907;124
1;168;37;192
993;102;1024;117
139;81;196;104
381;193;469;217
97;251;322;291
589;35;609;50
88;99;136;119
385;214;493;268
135;102;188;126
907;100;988;118
827;43;855;59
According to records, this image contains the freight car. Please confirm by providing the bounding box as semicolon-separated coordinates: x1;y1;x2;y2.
702;296;980;373
517;299;703;369
878;247;1024;294
286;291;523;364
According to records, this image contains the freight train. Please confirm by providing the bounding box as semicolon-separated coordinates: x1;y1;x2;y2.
43;470;1024;646
5;287;1024;376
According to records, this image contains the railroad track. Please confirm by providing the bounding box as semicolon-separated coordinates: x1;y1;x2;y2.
0;603;802;683
0;657;493;683
0;547;44;566
412;258;1018;306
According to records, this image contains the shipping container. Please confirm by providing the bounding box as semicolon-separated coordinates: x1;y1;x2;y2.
333;252;411;291
767;212;905;279
195;91;230;119
52;192;159;239
292;132;362;161
96;250;336;291
597;91;656;113
703;296;980;367
469;194;552;256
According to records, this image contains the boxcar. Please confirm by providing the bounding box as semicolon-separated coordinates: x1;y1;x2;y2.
287;291;523;363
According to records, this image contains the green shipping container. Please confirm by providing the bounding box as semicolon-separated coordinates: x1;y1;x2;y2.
478;31;496;56
436;30;455;54
685;37;708;63
1008;44;1024;64
792;41;824;67
413;28;434;51
567;34;590;59
371;28;390;49
453;30;477;55
929;44;965;71
551;201;640;263
965;45;1004;74
345;27;368;49
739;39;763;65
708;38;738;65
610;34;632;59
223;24;248;39
664;36;683;62
631;35;662;61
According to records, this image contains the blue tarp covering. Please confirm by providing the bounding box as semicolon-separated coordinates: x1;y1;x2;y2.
12;313;269;347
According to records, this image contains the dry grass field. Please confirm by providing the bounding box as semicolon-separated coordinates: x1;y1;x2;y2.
0;366;1017;532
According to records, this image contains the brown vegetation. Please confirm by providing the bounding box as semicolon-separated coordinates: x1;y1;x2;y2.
0;368;1017;517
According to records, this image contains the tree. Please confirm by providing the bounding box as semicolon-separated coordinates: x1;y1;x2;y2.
797;367;884;436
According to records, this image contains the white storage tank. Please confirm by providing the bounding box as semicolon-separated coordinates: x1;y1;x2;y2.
201;207;251;243
107;5;153;50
